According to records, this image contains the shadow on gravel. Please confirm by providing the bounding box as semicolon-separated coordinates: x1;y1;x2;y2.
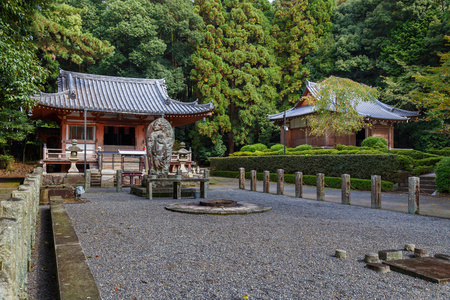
28;206;59;300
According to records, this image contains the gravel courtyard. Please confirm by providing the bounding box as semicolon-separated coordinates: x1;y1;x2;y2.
65;189;450;299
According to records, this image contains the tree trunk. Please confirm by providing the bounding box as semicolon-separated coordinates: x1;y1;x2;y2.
228;131;235;154
228;101;235;153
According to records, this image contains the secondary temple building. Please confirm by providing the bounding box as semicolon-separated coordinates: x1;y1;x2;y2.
268;80;419;148
31;69;214;173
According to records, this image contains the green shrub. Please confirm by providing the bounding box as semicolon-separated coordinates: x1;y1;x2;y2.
270;144;285;152
336;144;346;150
210;155;400;182
0;155;14;170
361;136;388;149
253;143;268;151
240;145;255;152
344;146;360;150
397;155;414;171
427;148;450;157
337;150;362;155
389;149;438;160
230;151;256;157
412;165;435;176
414;157;443;167
211;170;394;191
436;157;450;193
296;149;337;155
295;144;313;151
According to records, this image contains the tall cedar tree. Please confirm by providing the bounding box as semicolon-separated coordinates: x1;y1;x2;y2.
77;0;203;99
31;0;114;91
192;0;281;153
272;0;334;109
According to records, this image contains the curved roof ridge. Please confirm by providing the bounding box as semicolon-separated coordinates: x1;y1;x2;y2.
36;90;69;96
375;99;419;117
34;70;215;116
59;69;165;85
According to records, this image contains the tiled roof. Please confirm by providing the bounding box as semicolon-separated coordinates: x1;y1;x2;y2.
33;69;214;115
269;80;419;122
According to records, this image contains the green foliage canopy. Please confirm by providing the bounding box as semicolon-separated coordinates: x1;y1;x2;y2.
272;0;334;108
192;0;281;152
305;77;379;146
80;0;203;98
0;0;48;152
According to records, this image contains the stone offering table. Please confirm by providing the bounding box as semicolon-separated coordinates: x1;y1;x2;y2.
146;177;209;200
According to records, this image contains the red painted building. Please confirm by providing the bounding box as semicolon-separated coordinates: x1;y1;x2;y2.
31;69;214;172
269;81;419;148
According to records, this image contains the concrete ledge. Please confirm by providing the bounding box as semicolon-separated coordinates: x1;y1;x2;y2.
130;186;197;198
50;196;101;300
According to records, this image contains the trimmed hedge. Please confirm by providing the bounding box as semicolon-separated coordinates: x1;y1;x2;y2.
294;144;313;151
210;155;399;182
412;165;435;176
212;170;394;191
414;157;443;167
389;149;438;160
436;157;450;193
240;143;268;152
361;136;388;149
427;148;450;157
270;144;285;152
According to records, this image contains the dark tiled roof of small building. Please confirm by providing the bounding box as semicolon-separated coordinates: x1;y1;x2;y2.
269;80;419;122
33;69;214;115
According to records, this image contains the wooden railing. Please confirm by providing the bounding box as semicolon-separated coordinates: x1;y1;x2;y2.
43;147;97;161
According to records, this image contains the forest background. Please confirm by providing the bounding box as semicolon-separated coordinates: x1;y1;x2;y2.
1;0;449;164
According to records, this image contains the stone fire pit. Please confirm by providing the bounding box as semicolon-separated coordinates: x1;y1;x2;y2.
165;199;271;215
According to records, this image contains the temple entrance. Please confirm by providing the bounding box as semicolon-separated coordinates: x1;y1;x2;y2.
356;129;366;146
104;126;135;146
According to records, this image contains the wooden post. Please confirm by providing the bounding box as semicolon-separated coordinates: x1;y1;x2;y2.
250;170;256;191
85;169;91;193
341;174;350;205
295;172;303;198
263;170;270;193
408;177;420;214
317;173;325;201
277;169;284;195
174;173;182;199
116;169;122;192
371;175;381;209
146;175;155;200
201;169;209;198
239;168;245;189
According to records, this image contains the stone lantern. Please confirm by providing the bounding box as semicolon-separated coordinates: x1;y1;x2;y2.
177;142;191;174
67;139;82;173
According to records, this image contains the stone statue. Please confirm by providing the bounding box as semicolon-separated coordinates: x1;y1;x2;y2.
146;118;174;175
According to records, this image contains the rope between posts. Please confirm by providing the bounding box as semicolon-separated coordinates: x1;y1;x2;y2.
213;174;240;182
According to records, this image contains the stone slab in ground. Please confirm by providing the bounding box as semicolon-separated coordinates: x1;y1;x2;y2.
384;257;450;284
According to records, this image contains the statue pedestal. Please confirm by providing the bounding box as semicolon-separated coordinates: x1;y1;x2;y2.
68;157;79;173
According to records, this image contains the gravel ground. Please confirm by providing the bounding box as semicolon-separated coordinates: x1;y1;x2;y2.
27;206;59;300
63;189;450;299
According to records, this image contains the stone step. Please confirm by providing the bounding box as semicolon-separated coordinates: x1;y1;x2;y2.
420;177;436;182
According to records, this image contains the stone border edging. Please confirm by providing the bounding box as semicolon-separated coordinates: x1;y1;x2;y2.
0;167;43;299
50;196;101;300
165;202;272;215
